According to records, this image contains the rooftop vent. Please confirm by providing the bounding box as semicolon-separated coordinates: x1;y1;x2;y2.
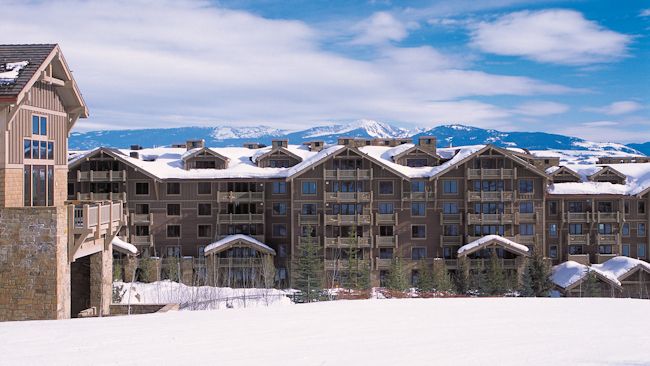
130;145;142;150
129;151;139;159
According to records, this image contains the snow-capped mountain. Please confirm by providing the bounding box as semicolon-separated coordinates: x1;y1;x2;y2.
69;121;647;156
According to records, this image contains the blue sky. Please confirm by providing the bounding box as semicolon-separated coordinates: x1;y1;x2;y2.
1;0;648;142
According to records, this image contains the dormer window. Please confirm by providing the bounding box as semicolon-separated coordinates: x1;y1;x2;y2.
269;159;290;168
195;160;216;169
32;115;47;135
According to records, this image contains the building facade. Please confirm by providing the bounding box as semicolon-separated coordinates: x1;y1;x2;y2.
68;136;650;289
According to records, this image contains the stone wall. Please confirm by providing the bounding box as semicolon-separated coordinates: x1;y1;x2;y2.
0;207;70;321
0;168;23;207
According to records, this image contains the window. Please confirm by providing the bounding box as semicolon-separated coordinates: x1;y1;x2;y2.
411;181;425;192
519;179;533;193
597;201;613;213
195;160;217;169
639;201;647;215
167;182;181;195
411;247;426;260
379;181;393;195
548;201;558;215
474;202;503;214
24;165;50;207
473;180;504;192
443;180;458;194
198;203;211;216
569;224;582;235
567;201;584;213
167;204;181;216
443;246;457;259
32;140;39;158
273;224;287;237
639;244;646;258
302;203;317;215
622;223;630;236
198;225;212;238
272;181;287;194
519;224;534;236
444;224;459;236
135;225;150;236
301;226;317;237
379;225;394;236
519;201;534;213
47;142;53;160
411;202;425;216
406;158;428;167
569;245;583;255
39;141;47;160
599;245;613;254
598;223;612;234
442;202;458;214
269;159;289;168
197;182;211;195
135;204;150;214
166;246;181;258
32;115;47;135
639;223;646;237
302;181;317;195
549;245;558;259
411;270;420;286
379;248;393;259
167;225;181;238
549;224;558;237
135;182;149;195
278;245;287;258
623;244;630;257
624;201;630;214
198;246;206;257
23;140;31;159
273;202;287;216
412;225;426;238
378;202;394;214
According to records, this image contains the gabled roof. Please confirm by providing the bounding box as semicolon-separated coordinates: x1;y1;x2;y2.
457;235;530;257
0;44;88;122
551;261;622;291
252;146;303;164
68;147;161;181
391;145;440;162
592;256;650;282
588;166;627;182
204;234;276;256
549;166;582;181
181;147;230;163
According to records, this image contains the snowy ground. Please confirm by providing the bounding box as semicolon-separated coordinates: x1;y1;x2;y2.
1;298;649;366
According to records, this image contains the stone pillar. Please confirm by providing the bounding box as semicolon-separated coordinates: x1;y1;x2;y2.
124;256;138;282
181;257;194;285
90;249;112;316
206;255;215;286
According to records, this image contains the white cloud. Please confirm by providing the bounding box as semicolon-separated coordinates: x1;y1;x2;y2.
470;9;631;65
0;0;575;131
580;121;619;127
584;101;644;115
640;9;650;17
351;12;413;45
512;101;569;116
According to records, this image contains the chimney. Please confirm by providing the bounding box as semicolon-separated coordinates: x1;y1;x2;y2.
130;144;142;150
129;151;139;159
186;139;205;151
243;142;265;149
418;136;437;155
303;141;324;152
271;139;288;149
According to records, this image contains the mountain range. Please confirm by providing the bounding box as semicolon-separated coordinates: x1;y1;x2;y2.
69;120;649;156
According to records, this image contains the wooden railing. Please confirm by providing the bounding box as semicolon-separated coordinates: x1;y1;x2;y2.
298;236;321;245
568;234;590;245
77;170;126;182
130;213;153;224
375;258;392;269
440;213;462;224
402;192;434;200
325;259;370;270
563;212;591;223
217;191;264;201
324;214;372;225
73;201;123;229
75;192;127;202
375;235;397;247
441;236;462;245
375;213;396;224
324;236;372;248
130;235;154;245
467;191;513;201
325;169;371;180
325;192;372;201
467;168;514;179
467;213;514;225
218;213;264;223
596;234;618;245
298;214;319;225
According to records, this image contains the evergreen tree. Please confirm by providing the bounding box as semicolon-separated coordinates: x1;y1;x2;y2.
387;257;408;291
416;260;435;292
432;262;456;293
583;270;602;297
484;251;506;296
455;258;470;295
473;265;488;296
343;228;370;291
519;248;553;297
293;226;323;302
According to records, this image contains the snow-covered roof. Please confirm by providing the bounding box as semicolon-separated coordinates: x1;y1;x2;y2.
551;260;622;290
0;61;28;84
457;235;530;256
591;256;650;280
204;234;276;256
111;236;138;255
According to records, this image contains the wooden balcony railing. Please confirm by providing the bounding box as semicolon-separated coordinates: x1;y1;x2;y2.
130;212;153;225
75;192;127;202
563;212;591;223
467;191;513;202
596;234;618;245
402;192;434;201
440;213;462;224
375;235;397;247
441;235;462;245
298;214;319;225
217;191;264;202
325;192;372;201
568;234;590;245
375;258;392;269
467;213;514;225
375;213;396;224
324;214;372;225
73;201;123;229
325;259;370;270
467;168;514;179
77;170;126;182
130;235;154;246
218;213;264;223
324;236;371;248
325;169;372;180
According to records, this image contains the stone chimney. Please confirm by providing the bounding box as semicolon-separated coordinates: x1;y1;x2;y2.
186;139;205;151
417;136;437;155
271;139;288;149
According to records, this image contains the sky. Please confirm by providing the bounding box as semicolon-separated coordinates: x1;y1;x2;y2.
1;0;649;143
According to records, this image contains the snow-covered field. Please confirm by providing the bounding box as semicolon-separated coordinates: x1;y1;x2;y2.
1;298;649;365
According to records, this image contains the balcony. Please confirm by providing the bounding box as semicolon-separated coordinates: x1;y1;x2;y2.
568;254;589;265
130;212;153;225
467;191;513;202
375;213;396;224
596;253;618;264
563;212;591;223
324;236;371;248
216;235;265;243
440;213;462;224
402;192;434;201
468;258;518;269
69;201;125;261
74;192;127;202
441;235;462;245
466;236;517;244
514;234;538;246
130;235;154;246
218;213;264;223
217;191;264;202
515;212;537;223
444;259;458;268
594;212;623;223
325;192;372;202
325;169;371;180
568;234;590;245
596;234;618;245
467;213;514;225
215;257;263;267
375;258;392;269
516;191;535;200
77;170;126;182
324;214;372;225
467;168;514;180
298;236;321;245
298;214;319;225
325;259;370;271
375;235;397;248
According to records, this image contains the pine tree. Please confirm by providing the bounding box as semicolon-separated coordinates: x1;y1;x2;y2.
519;248;553;297
293;226;323;302
387;257;408;291
583;270;602;297
432;262;456;294
416;260;434;292
484;251;506;296
455;258;470;295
